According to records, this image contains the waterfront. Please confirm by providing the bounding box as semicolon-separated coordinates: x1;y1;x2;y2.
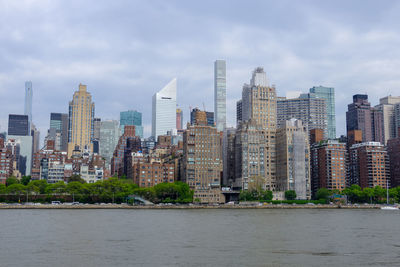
0;209;399;266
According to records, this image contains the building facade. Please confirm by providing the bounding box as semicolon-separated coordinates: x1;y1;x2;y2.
49;113;69;151
8;114;29;136
182;112;223;203
99;120;121;167
120;110;143;138
214;60;226;132
190;108;214;127
387;131;400;187
276;119;310;199
374;96;400;144
24;81;33;132
152;78;177;139
67;84;95;157
176;108;183;130
309;86;336;139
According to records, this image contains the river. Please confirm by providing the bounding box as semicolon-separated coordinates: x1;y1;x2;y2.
0;209;398;266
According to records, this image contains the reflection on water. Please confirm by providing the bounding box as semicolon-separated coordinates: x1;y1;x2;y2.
0;209;399;266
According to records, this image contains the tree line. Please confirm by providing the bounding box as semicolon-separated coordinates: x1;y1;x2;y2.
0;176;193;204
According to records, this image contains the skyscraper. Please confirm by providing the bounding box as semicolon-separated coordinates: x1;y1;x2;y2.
190;108;214;126
8;114;29;136
214;60;226;132
24;81;33;132
176;108;183;130
120;110;143;138
346;94;373;142
152;78;177;139
240;67;277;190
374;96;400;144
99;120;121;166
49;113;69;151
309;86;336;139
67;84;95;157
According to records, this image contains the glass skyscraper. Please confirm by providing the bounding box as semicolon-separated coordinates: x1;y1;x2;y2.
309;86;336;139
8;114;29;136
120;110;143;138
152;78;177;139
214;60;226;131
50;113;69;151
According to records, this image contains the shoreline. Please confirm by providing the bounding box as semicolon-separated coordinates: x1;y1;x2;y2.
0;204;389;209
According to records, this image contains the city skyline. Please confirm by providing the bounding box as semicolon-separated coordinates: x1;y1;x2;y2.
1;1;400;139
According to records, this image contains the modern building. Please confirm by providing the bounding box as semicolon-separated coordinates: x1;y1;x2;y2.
236;99;242;125
152;78;177;139
276;119;310;199
24;81;33;132
176;108;183;130
6;135;33;176
182;111;224;203
309;86;336;139
120;110;143;138
67;84;95;157
31;123;40;154
99;120;121;166
0;139;14;184
8;114;29;136
214;60;226;132
310;140;347;196
277;94;327;138
348;142;389;188
239;67;277;190
374;96;400;144
49;113;69;151
222;127;236;187
346;94;373;142
190;108;214;127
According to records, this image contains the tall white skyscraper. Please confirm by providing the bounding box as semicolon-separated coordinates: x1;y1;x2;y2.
152;78;177;139
214;60;226;131
24;81;33;131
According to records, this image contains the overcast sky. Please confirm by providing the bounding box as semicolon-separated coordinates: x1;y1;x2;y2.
1;0;400;141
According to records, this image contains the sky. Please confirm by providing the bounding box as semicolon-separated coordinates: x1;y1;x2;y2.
1;0;400;142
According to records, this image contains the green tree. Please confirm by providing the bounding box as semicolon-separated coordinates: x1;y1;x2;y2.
6;184;26;202
21;176;31;185
285;190;297;200
0;184;6;194
67;174;86;184
362;187;374;204
373;186;385;202
47;181;67;195
29;180;49;194
316;188;330;200
260;190;273;201
6;176;19;186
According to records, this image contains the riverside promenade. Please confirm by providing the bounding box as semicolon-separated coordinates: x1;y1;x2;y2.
0;203;387;209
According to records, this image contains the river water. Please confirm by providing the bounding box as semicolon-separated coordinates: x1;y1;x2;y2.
0;209;399;266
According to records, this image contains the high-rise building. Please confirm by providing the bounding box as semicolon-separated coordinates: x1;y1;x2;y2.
276;119;310;199
67;84;95;157
277;94;327;138
182;111;224;203
395;103;400;137
233;119;268;190
120;110;143;138
176;108;183;130
240;67;277;190
310;140;347;197
309;86;336;139
348;142;389;188
388;129;400;187
24;81;33;132
6;135;33;176
214;60;226;132
236;99;242;125
190;108;214;127
8;114;29;136
152;78;177;139
93;118;101;140
222;127;236;187
31;123;40;154
99;120;120;166
374;96;400;144
346;94;373;142
49;113;68;151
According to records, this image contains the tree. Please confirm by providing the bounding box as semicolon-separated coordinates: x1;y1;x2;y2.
260;190;273;201
373;186;385;202
67;174;86;184
285;190;297;200
0;184;6;194
316;188;330;200
21;176;31;185
6;184;26;202
362;188;374;204
29;180;49;194
6;177;19;186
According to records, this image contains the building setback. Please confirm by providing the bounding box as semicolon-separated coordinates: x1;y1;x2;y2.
120;110;143;139
182;111;223;203
67;84;95;157
276;119;310;199
190;108;214;127
240;67;277;190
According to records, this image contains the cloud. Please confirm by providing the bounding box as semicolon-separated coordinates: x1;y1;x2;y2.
1;0;400;140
